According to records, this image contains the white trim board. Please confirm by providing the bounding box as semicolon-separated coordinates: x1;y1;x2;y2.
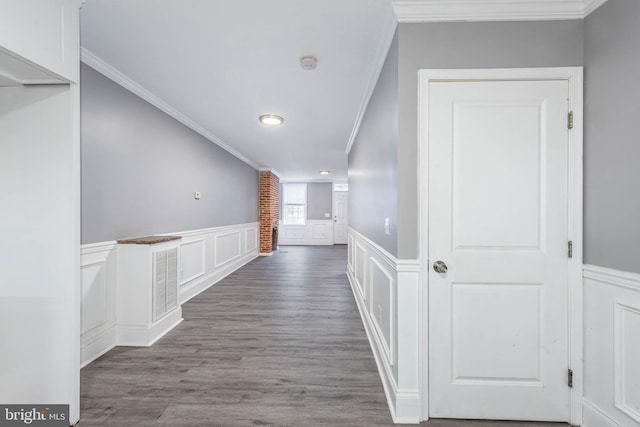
583;264;640;292
80;48;259;170
258;167;281;178
418;67;584;425
392;0;609;23
584;0;609;15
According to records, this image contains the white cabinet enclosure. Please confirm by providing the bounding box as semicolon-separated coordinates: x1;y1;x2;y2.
116;236;183;346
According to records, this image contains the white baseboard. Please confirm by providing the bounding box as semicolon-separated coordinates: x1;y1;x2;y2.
80;326;116;368
116;309;183;347
395;391;422;424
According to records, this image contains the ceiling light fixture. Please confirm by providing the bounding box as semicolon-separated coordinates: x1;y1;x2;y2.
259;114;284;126
319;170;330;175
300;55;317;71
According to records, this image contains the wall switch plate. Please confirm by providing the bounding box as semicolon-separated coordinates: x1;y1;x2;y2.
384;217;390;235
194;191;201;200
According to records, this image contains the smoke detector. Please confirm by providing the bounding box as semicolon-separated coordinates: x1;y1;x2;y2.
300;55;317;71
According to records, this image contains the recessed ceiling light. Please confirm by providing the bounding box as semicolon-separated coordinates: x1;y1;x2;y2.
259;114;284;126
319;170;330;175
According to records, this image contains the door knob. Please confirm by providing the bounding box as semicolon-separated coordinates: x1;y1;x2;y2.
433;260;448;274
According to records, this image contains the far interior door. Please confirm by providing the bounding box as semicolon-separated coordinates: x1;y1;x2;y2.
333;191;348;244
428;79;570;421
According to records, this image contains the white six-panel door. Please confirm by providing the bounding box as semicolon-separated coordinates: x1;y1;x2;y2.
427;79;571;421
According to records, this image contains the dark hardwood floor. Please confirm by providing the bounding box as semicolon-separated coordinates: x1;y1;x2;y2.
80;245;567;427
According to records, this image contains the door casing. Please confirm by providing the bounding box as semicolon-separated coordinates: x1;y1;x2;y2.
417;67;584;425
333;190;349;244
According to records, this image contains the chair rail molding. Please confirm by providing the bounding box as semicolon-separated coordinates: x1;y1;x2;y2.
391;0;609;23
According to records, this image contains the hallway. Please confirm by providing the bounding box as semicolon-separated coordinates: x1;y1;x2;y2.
80;246;567;426
80;246;393;425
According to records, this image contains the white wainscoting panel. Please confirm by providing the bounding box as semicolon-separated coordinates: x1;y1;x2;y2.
178;223;259;303
347;234;354;271
245;227;257;252
615;302;640;423
80;222;259;367
396;259;421;421
347;228;421;424
81;262;107;334
369;257;395;366
583;265;640;427
80;242;117;367
179;238;205;286
355;242;367;300
278;220;334;245
214;231;241;268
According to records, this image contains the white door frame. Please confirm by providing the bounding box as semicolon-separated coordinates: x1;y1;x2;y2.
333;190;348;244
418;67;584;425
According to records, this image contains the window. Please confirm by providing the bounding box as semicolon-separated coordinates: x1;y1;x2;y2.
283;183;306;225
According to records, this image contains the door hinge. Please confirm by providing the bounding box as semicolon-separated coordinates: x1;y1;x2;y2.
568;241;573;258
568;368;574;388
568;111;574;130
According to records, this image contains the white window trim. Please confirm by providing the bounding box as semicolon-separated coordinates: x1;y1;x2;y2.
282;183;307;225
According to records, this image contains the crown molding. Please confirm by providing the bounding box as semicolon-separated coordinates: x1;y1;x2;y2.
345;11;398;155
392;0;609;23
584;0;608;16
258;168;281;178
80;47;260;170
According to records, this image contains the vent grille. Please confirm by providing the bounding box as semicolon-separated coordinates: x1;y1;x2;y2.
153;248;178;322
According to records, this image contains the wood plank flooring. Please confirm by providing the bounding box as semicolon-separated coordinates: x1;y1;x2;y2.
80;245;567;427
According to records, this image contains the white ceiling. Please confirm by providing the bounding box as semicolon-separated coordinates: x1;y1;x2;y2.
80;0;396;182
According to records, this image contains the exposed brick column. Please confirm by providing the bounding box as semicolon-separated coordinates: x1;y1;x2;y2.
259;170;280;254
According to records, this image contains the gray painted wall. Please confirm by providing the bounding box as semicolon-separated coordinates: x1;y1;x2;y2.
348;32;399;256
81;64;258;243
396;20;584;258
279;182;333;220
307;183;333;220
584;0;640;273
